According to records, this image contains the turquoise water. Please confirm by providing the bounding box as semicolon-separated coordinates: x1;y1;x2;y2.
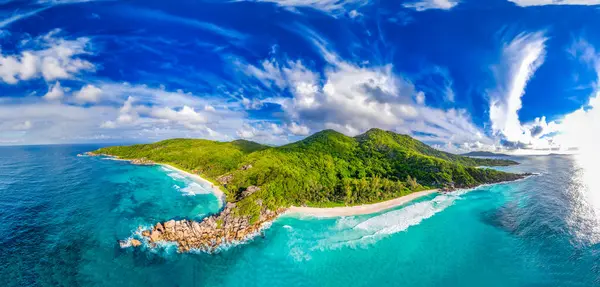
1;145;600;286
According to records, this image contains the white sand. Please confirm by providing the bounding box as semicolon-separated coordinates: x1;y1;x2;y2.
286;189;439;218
160;164;226;207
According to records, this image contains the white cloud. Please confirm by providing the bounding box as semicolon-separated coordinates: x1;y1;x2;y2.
130;7;247;40
74;84;102;103
489;31;547;146
485;38;600;154
0;7;50;29
415;91;426;104
241;32;494;152
508;0;600;7
248;0;368;15
270;123;285;134
403;0;459;11
100;120;116;129
235;121;292;144
288;122;310;135
552;93;600;153
348;10;361;18
116;96;138;124
149;106;208;128
13;120;32;130
0;29;94;84
43;81;64;101
0;83;251;144
236;123;257;138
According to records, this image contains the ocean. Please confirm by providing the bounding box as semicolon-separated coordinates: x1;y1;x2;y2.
1;144;599;286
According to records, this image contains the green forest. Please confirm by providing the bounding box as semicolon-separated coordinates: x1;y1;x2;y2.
94;128;524;221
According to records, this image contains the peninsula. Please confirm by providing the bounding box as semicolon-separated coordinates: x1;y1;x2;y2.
91;128;527;252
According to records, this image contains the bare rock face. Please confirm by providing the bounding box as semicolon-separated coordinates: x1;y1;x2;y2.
217;174;233;185
130;157;154;166
240;164;253;170
137;204;285;253
241;186;260;198
130;239;142;247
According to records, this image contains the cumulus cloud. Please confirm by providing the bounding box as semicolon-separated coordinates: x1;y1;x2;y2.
508;0;600;7
403;0;459;11
0;81;252;144
0;29;94;84
74;84;102;103
43;81;64;101
235;121;296;144
240;30;494;152
149;106;208;129
488;31;547;147
288;122;310;135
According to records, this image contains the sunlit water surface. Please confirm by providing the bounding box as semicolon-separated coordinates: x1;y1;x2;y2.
1;145;600;286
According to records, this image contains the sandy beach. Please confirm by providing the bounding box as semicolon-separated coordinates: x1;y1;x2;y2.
160;164;227;207
286;189;439;218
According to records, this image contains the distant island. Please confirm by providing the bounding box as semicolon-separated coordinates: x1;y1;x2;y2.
462;151;511;157
90;128;528;252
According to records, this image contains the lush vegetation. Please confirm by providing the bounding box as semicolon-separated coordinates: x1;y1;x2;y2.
94;128;523;221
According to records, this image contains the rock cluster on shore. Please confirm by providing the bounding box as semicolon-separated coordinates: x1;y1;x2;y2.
129;157;154;165
137;203;284;252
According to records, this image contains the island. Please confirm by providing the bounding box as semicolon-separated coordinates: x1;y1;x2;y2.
90;128;528;253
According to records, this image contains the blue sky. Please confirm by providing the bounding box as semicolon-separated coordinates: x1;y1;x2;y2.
1;0;600;153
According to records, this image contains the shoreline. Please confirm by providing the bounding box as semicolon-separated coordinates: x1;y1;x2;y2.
159;164;227;207
90;153;227;207
286;173;536;218
286;188;440;218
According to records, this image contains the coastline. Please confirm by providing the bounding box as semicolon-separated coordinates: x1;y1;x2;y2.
159;164;227;207
90;153;227;207
286;188;440;218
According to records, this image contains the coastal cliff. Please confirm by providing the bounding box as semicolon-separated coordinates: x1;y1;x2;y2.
91;128;529;253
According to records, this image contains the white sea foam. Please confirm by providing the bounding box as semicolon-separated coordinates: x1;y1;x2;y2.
166;172;185;180
180;182;211;196
334;216;360;230
311;193;465;250
354;193;458;236
289;246;312;262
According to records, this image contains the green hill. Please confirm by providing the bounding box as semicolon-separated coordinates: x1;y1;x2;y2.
94;129;524;221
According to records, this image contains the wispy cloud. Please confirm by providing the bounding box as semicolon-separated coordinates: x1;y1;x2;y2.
128;7;247;40
488;31;547;147
0;0;108;29
403;0;459;11
245;0;369;16
508;0;600;7
0;7;50;28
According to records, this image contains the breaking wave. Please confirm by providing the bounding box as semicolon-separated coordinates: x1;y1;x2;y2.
312;192;467;250
180;182;212;196
353;193;459;236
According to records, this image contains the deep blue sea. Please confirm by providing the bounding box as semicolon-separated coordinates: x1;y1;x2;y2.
1;145;600;286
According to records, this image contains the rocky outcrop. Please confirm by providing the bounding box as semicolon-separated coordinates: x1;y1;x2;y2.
137;204;284;252
217;174;233;185
241;185;260;198
240;164;253;170
130;158;154;166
